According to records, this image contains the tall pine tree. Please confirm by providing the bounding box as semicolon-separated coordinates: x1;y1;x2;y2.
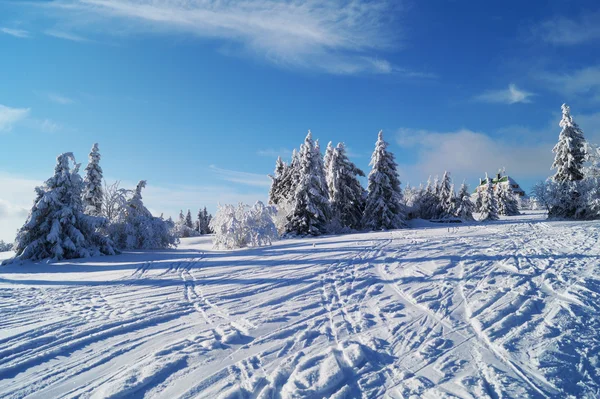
327;142;366;230
552;103;587;183
286;131;332;235
478;174;499;221
454;182;475;221
362;131;406;230
82;143;104;216
268;156;286;205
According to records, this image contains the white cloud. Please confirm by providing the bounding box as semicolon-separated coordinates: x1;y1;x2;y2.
1;27;30;38
44;29;91;43
39;119;63;133
32;0;413;75
538;65;600;101
209;165;271;187
0;105;30;132
45;92;75;104
474;84;534;104
395;128;553;188
0;173;41;242
532;11;600;45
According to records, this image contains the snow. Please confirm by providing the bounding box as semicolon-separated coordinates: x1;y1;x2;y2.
1;211;600;398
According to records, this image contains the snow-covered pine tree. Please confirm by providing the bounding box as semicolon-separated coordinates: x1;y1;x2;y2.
9;152;116;262
327;142;366;230
82;143;103;216
285;131;332;235
277;149;301;205
313;139;330;200
211;201;278;249
454;182;475;221
479;174;499;221
362;130;406;230
268;156;286;205
496;182;520;216
323;141;334;192
552;104;588;183
108;181;179;249
185;209;194;229
438;171;454;218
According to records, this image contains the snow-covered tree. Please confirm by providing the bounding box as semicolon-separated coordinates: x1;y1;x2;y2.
327;142;366;230
8;153;116;263
268;157;286;205
101;180;128;223
196;207;210;234
276;149;301;205
108;181;178;249
286;131;332;236
403;183;424;219
362;131;405;230
437;171;455;219
496;182;520;216
323;141;334;190
185;209;194;229
454;182;475;221
552;104;588;183
0;240;14;252
478;174;499;221
211;201;278;249
82;143;104;216
313;139;330;199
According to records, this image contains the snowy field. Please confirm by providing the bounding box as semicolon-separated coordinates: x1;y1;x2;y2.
1;211;599;399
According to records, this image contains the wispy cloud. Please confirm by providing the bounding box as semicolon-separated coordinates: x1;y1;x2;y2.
30;0;414;75
0;105;30;132
537;65;600;102
474;84;534;104
396;128;553;187
1;27;30;38
44;29;91;43
257;148;293;159
532;11;600;45
44;92;75;104
209;165;271;187
39;119;63;133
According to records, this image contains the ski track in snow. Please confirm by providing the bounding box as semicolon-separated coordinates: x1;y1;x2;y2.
1;211;600;398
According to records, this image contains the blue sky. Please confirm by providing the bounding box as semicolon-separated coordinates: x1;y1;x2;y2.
1;0;600;240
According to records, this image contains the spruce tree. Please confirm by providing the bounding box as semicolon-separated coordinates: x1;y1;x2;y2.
286;131;332;235
454;182;475;221
313;139;330;199
323;141;334;192
82;143;104;216
277;149;301;204
479;174;499;221
552;103;587;183
362;131;406;230
327;142;366;230
438;171;454;218
10;153;115;262
496;183;520;216
268;156;286;205
185;209;194;229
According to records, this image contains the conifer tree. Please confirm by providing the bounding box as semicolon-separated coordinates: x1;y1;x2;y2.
323;141;334;192
327;142;366;230
454;182;475;221
277;149;301;205
286;131;332;235
438;171;454;218
185;209;194;229
479;174;499;221
496;183;520;216
552;103;587;183
362;131;406;230
268;156;286;205
9;153;115;262
82;143;104;216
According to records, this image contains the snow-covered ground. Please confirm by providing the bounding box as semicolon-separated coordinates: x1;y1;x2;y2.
1;211;599;398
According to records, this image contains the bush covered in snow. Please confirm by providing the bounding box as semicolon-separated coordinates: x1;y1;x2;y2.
211;201;278;249
108;181;179;250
